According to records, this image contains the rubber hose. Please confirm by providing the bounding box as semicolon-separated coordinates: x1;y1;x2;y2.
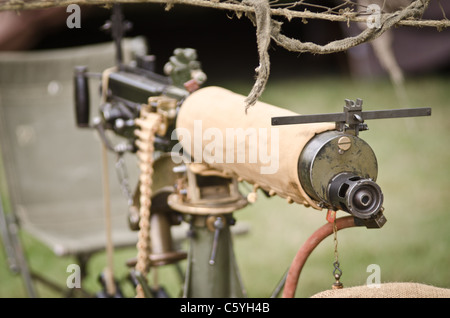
282;216;357;298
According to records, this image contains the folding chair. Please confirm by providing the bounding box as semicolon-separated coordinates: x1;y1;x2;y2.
0;39;147;297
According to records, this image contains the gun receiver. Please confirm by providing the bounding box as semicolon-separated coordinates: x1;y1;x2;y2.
73;3;205;152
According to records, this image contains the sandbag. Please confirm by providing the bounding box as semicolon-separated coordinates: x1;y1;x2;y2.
311;282;450;298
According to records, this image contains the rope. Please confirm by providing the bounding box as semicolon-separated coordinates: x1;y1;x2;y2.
1;0;448;110
247;0;432;109
100;142;117;296
96;67;121;297
270;0;431;54
243;0;271;112
1;0;448;29
133;108;162;298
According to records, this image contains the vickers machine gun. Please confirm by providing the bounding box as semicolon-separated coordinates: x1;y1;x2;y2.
74;5;431;298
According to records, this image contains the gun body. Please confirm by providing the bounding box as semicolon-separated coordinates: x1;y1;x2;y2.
176;86;384;225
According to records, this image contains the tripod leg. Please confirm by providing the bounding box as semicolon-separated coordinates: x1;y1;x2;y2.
0;198;37;297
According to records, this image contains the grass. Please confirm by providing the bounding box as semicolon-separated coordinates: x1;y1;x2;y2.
1;74;449;298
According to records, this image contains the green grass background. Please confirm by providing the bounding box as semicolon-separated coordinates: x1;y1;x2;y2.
1;74;449;298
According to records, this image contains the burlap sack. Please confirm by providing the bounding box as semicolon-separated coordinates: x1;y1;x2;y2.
311;282;450;298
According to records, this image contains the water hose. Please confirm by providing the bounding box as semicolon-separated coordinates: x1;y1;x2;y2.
282;216;358;298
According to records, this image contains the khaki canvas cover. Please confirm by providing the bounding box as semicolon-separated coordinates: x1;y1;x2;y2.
176;86;334;210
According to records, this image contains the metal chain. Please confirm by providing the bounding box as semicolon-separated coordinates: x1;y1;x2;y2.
332;217;343;289
115;153;134;207
333;219;339;265
133;107;162;298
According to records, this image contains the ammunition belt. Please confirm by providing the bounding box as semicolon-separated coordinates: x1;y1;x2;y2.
133;106;162;298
